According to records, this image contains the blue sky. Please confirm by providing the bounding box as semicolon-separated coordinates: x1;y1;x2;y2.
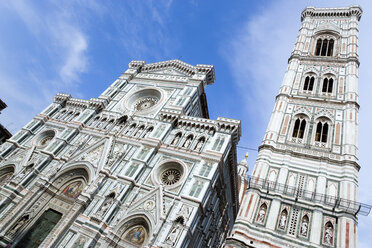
0;0;371;246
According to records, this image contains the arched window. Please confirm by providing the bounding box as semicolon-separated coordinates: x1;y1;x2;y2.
292;117;306;139
315;38;334;56
322;78;333;93
315;121;329;143
183;135;193;148
189;181;203;198
171;132;182;145
143;126;154;138
303;76;315;91
212;136;225;151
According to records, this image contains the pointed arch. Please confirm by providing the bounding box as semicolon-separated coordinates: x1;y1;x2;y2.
0;165;15;185
53;162;94;186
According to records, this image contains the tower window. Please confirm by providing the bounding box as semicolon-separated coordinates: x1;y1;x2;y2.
315;38;334;56
315;122;329;143
292;118;306;139
322;78;333;93
303;76;315;91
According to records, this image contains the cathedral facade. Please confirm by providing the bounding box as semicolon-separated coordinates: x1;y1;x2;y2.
225;6;369;248
0;60;241;247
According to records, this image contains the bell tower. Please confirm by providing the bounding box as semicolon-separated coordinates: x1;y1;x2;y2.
226;6;371;248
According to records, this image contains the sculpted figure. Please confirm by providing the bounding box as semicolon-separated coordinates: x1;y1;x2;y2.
279;213;287;229
258;207;266;223
301;221;308;236
97;198;113;217
10;215;29;234
183;138;191;148
325;226;333;244
196;139;204;151
166;224;181;244
172;135;180;145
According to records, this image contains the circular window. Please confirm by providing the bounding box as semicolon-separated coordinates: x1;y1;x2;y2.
134;97;158;111
152;160;187;188
34;130;56;147
161;168;181;185
125;88;163;113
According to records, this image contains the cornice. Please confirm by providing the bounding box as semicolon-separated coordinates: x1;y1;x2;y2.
258;144;360;171
128;59;215;85
275;94;360;110
301;6;362;22
288;54;360;66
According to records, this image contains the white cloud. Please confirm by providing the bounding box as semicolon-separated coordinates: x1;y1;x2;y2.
223;0;372;246
0;0;89;130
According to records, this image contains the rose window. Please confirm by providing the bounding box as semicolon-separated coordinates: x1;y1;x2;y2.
125;88;163;113
39;136;53;146
35;130;56;147
161;168;181;185
134;97;158;111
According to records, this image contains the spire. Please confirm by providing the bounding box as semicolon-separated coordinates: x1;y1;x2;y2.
237;153;248;177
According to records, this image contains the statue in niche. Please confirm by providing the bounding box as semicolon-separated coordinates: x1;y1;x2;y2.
279;211;287;229
135;126;144;137
301;221;308;236
257;206;266;223
97;197;114;217
9;215;29;234
171;134;181;145
166;224;181;245
183;137;192;148
72;237;87;248
195;139;204;151
324;226;333;245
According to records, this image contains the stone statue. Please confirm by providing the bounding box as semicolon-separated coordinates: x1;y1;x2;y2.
97;198;114;217
10;215;29;234
279;213;287;229
183;138;191;148
166;224;181;245
172;135;180;145
301;221;308;236
72;237;86;248
324;226;333;244
258;207;266;223
196;139;204;151
135;126;144;137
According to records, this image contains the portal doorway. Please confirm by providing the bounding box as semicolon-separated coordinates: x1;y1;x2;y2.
15;209;62;248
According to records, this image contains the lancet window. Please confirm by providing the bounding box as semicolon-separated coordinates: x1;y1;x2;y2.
315;38;334;56
322;77;334;93
315;121;329;143
212;136;225;151
292;117;307;139
303;76;315;92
